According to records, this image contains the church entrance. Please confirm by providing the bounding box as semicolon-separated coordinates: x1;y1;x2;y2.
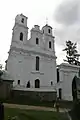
72;76;77;100
35;79;40;88
59;88;62;99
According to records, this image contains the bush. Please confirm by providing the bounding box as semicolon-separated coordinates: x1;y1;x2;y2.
71;100;80;120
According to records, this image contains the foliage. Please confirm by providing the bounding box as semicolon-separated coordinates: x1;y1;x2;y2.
63;40;80;65
69;100;80;120
0;70;3;77
74;101;80;120
0;70;3;85
0;64;2;69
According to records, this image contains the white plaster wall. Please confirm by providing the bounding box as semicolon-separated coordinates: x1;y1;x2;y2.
15;14;27;27
58;63;80;101
42;25;52;36
7;51;57;88
30;28;43;47
40;58;57;87
12;25;28;44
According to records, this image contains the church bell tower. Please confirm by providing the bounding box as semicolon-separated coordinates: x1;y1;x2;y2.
11;14;28;46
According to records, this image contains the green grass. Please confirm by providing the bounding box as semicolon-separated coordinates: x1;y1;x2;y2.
0;97;73;109
5;107;69;120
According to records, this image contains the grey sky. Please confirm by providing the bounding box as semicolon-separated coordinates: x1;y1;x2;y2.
54;0;80;26
0;0;64;66
54;0;80;60
0;0;80;66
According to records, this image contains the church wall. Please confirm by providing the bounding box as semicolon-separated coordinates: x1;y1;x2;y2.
7;50;57;88
30;27;43;47
7;52;33;87
12;25;28;45
38;57;57;87
43;35;54;52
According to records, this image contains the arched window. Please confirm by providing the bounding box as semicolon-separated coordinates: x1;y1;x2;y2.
57;68;59;83
51;81;53;86
59;88;62;99
21;18;24;23
35;79;40;88
36;38;39;45
18;80;20;85
49;41;51;49
20;32;23;41
48;29;50;33
36;56;39;71
26;81;30;88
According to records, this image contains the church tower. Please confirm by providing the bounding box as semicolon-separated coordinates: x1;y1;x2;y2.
6;14;29;86
11;14;28;47
42;24;55;55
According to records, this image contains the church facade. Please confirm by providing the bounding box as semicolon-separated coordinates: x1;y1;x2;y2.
6;14;57;90
5;14;80;101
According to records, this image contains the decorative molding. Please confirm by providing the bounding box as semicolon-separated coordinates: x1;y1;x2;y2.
14;23;29;30
9;47;56;59
23;42;34;48
12;41;19;44
9;49;56;63
31;71;44;75
11;41;55;56
31;28;43;34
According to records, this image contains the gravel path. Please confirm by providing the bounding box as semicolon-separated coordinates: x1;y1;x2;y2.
4;103;66;112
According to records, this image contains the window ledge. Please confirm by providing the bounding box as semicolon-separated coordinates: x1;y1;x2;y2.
31;71;44;75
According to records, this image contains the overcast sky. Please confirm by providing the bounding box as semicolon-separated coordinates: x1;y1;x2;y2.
0;0;80;67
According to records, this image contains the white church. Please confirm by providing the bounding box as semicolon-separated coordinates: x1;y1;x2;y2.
5;14;80;101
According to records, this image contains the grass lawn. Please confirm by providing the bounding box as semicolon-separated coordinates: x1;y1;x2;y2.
5;107;69;120
1;98;72;109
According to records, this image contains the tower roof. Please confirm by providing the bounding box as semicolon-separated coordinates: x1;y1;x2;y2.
16;14;28;19
42;24;52;29
20;13;28;19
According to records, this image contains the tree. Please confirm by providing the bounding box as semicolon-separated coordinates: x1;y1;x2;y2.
0;64;2;70
63;40;80;65
0;70;3;86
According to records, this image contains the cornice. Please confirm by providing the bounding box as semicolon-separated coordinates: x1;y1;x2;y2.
31;28;43;34
9;51;55;63
9;47;56;59
14;23;29;30
44;33;55;39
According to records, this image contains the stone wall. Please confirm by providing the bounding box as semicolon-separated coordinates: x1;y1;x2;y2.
11;90;57;102
0;80;13;99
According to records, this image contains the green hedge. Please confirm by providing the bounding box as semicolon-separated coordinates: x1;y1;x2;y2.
69;100;80;120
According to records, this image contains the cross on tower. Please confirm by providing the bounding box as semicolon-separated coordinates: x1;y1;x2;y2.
46;17;48;25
